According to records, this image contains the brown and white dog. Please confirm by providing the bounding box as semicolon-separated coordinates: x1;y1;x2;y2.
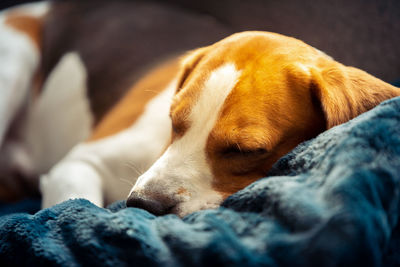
1;2;399;217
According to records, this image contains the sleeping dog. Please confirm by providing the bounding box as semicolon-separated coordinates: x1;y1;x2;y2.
1;2;399;217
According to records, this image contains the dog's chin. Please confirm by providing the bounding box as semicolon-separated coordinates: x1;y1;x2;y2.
170;197;223;217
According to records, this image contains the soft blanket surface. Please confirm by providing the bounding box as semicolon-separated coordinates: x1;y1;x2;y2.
1;97;400;266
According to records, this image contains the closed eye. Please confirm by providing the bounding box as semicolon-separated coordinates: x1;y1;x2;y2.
221;145;268;158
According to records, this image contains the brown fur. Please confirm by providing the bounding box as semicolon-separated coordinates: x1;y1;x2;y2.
5;13;43;50
5;13;45;96
170;48;212;139
312;62;400;128
170;31;400;198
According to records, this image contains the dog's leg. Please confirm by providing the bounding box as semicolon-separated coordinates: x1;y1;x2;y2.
0;3;49;146
40;81;175;208
40;158;104;208
24;51;94;174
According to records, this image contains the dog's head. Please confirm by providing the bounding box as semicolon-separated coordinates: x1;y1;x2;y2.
127;31;399;217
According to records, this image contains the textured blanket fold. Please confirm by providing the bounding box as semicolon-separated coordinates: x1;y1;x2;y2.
1;97;400;266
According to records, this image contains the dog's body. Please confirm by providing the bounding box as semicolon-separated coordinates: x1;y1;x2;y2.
0;1;190;206
1;1;399;217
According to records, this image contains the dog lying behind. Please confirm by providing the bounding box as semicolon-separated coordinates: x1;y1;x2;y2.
0;2;399;217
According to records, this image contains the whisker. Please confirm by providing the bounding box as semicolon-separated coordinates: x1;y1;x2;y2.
124;162;144;176
144;89;160;94
119;177;135;186
236;141;242;151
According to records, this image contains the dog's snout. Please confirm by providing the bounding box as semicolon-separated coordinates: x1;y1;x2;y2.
126;192;172;216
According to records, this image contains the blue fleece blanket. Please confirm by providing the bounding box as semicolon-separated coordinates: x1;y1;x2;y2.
1;97;400;266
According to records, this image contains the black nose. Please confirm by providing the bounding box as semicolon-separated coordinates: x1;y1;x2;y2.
126;192;171;216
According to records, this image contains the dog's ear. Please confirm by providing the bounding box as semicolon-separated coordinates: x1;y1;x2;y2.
176;46;209;92
309;61;400;128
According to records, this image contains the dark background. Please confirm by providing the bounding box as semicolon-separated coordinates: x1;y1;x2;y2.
0;0;32;9
1;0;399;84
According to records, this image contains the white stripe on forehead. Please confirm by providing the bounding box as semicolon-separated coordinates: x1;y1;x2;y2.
175;63;241;152
131;63;241;216
132;63;241;197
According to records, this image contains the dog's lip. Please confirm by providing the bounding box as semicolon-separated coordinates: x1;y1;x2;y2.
168;200;196;217
150;203;176;216
169;201;222;218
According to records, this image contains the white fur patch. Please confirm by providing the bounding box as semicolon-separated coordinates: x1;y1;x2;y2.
0;2;50;19
131;63;242;217
25;52;93;173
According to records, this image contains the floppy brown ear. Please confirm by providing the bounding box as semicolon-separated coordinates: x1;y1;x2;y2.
176;46;209;92
311;62;400;128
